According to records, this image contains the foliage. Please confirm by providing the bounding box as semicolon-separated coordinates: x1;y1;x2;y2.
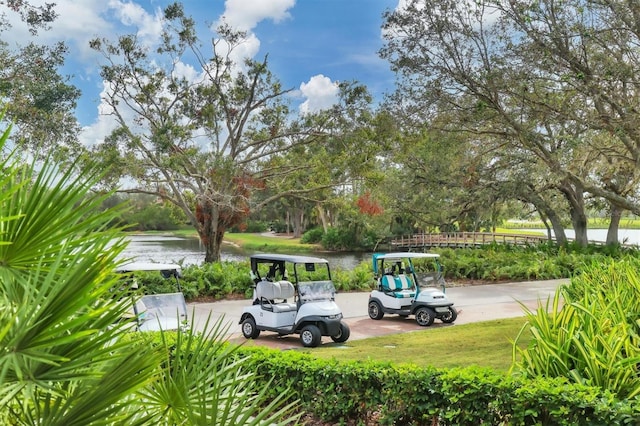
126;202;181;231
300;226;324;244
431;243;638;282
128;321;299;425
513;259;640;399
331;261;373;292
232;346;640;425
0;116;301;425
320;226;354;250
233;220;270;233
0;40;81;162
0;119;161;425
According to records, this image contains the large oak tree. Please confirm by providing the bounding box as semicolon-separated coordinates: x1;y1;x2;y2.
89;3;366;262
380;0;640;245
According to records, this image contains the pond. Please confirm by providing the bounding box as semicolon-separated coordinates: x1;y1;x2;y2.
119;229;640;271
514;228;640;246
118;234;371;270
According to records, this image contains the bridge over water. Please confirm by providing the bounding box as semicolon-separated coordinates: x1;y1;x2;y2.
389;232;551;250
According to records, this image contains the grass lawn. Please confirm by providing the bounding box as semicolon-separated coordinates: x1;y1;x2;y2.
223;232;320;252
303;316;531;372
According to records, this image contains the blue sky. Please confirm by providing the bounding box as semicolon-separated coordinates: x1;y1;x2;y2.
5;0;400;146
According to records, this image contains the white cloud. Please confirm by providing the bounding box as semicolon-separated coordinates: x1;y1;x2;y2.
298;74;339;115
219;0;295;31
107;0;164;45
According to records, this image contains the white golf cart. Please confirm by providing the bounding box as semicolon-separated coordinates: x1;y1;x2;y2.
116;262;188;332
239;254;350;348
367;252;457;326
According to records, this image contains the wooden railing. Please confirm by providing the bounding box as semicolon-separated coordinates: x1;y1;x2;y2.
389;232;549;249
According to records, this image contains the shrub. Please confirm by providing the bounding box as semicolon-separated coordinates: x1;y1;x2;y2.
321;226;357;250
232;345;639;425
300;227;324;244
513;259;640;399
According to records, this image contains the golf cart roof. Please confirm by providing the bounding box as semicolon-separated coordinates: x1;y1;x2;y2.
373;252;440;261
250;253;329;264
115;262;182;273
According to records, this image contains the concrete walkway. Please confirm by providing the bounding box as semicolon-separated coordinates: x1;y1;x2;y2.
188;279;567;349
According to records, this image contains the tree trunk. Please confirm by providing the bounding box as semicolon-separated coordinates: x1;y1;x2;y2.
292;207;304;238
606;204;623;245
559;179;588;246
316;203;329;232
196;200;223;263
521;188;567;245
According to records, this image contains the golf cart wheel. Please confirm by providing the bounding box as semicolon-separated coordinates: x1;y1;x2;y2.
415;307;435;327
300;324;322;347
441;307;458;324
241;317;261;339
331;322;351;343
368;300;384;320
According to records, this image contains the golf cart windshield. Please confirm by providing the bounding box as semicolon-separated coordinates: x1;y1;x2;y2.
115;262;187;331
298;280;336;302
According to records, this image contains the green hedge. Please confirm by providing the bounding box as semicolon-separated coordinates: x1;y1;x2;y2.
233;346;640;425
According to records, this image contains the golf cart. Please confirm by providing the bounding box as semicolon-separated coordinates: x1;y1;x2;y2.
367;252;457;326
115;262;188;332
239;254;350;348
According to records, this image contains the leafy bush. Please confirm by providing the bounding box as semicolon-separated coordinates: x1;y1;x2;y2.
332;261;374;291
513;259;640;399
321;226;356;250
232;346;640;425
300;227;324;244
431;244;640;282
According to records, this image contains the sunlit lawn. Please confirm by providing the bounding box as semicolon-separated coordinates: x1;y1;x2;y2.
303;316;531;372
222;232;319;252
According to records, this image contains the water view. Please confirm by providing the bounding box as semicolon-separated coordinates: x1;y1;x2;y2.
119;229;640;271
119;234;370;270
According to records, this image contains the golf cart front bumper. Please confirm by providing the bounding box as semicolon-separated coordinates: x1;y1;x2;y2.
297;314;343;336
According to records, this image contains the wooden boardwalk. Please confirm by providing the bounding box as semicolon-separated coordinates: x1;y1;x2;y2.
389;232;549;249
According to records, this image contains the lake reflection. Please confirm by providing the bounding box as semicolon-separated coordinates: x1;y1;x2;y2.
119;234;370;270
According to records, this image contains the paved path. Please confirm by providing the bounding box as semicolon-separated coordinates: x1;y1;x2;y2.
188;279;567;349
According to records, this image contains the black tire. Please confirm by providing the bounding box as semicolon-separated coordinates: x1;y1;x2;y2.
241;317;260;339
300;324;322;347
441;307;458;324
331;322;351;343
368;300;384;320
415;306;435;327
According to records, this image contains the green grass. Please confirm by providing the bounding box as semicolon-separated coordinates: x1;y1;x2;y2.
303;317;531;372
223;232;319;252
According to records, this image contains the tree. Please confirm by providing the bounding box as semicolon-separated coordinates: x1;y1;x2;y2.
380;0;640;246
253;81;379;238
0;2;81;161
0;1;57;34
91;4;375;262
91;4;311;262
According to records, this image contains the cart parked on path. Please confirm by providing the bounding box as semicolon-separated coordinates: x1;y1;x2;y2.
239;254;350;347
367;252;457;326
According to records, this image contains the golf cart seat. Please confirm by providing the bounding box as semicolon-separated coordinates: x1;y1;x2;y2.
381;274;416;299
256;280;297;313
